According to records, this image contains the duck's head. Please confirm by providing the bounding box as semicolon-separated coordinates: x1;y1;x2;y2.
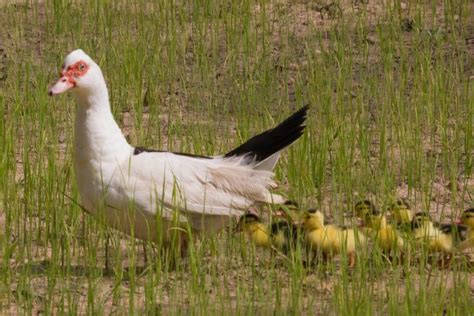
460;208;474;228
49;49;104;97
389;198;412;223
354;200;378;219
234;213;261;233
411;212;432;229
303;209;325;230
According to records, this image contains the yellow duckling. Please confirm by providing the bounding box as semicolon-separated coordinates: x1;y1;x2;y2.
389;198;413;227
270;220;300;254
354;200;378;219
457;208;474;251
235;213;271;248
235;213;298;254
411;212;468;266
363;211;406;257
304;209;366;267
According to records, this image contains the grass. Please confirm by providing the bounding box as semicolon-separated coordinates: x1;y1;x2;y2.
0;0;473;314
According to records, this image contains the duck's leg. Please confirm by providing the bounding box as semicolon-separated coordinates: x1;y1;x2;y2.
179;230;189;258
142;241;149;266
104;232;110;271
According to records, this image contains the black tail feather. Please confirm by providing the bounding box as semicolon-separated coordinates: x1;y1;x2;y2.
224;105;309;162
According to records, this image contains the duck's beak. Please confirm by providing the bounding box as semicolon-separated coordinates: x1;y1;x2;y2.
48;75;75;96
454;219;462;225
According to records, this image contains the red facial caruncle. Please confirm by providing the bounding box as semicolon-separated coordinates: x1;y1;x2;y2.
49;60;89;96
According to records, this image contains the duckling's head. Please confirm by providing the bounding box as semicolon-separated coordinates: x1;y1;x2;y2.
460;208;474;228
365;213;386;229
235;213;261;233
355;200;378;219
411;212;432;229
275;200;300;222
389;198;412;223
303;209;325;230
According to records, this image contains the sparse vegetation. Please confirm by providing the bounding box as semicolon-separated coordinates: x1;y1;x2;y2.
0;0;473;314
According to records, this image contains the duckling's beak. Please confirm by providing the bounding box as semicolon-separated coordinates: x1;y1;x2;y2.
274;208;293;221
274;210;285;217
292;220;304;226
233;223;243;233
454;219;462;225
343;211;353;218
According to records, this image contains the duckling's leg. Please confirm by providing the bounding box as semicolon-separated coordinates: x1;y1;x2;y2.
305;245;318;266
310;250;318;265
438;253;452;270
390;251;406;266
398;252;405;266
348;252;356;268
322;252;332;264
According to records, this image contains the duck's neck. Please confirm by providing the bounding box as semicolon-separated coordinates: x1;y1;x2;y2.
73;84;130;164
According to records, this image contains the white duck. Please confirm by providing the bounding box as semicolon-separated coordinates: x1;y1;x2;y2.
48;49;308;244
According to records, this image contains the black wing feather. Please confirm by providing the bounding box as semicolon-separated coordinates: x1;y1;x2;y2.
224;105;309;162
133;105;309;162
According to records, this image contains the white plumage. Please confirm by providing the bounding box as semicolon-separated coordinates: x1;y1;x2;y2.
49;49;308;242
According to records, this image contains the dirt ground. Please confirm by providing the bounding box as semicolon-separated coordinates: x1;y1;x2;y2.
0;0;473;314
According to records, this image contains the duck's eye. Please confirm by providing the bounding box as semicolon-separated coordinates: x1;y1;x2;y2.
78;63;85;71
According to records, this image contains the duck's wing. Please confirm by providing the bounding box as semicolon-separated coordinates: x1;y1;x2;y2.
123;152;283;233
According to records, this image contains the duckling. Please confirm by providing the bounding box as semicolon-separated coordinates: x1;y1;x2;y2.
363;211;406;259
411;212;468;267
235;213;298;254
303;209;366;267
235;213;271;248
389;198;413;228
460;208;474;229
270;220;300;254
456;208;474;251
354;200;378;219
353;200;379;236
